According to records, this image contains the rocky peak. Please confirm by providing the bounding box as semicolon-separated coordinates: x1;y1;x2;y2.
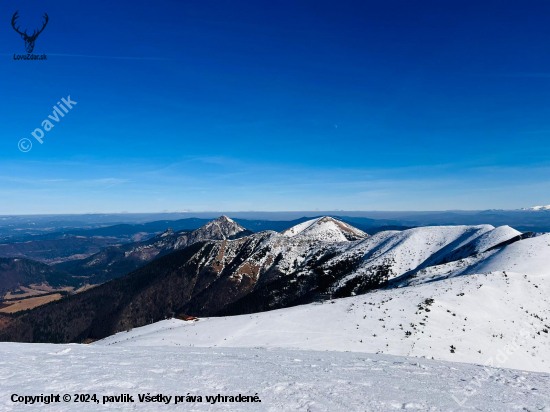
160;228;174;237
194;216;247;240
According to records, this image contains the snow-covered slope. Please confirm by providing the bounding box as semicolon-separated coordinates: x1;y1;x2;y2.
281;216;367;241
397;232;550;288
327;225;510;292
98;242;550;373
467;233;550;276
2;344;548;411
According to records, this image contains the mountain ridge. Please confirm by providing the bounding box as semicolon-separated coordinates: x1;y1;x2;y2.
0;219;535;344
55;216;251;284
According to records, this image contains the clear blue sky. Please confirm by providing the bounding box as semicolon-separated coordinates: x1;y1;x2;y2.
1;0;550;214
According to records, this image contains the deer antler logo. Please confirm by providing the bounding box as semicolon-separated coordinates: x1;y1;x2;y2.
11;11;49;53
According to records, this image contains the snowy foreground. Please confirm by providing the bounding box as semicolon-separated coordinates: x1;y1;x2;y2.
0;343;549;411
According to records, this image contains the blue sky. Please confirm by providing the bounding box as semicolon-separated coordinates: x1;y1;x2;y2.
1;0;550;214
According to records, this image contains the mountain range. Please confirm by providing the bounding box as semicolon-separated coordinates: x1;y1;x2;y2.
4;207;550;243
0;216;251;309
95;224;550;373
1;215;544;346
0;236;121;264
55;216;252;284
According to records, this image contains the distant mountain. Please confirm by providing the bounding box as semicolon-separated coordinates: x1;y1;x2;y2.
0;219;531;343
236;216;406;234
522;205;550;211
0;215;416;244
0;258;76;296
2;210;550;242
56;216;252;284
0;236;121;264
0;217;317;244
0;218;215;244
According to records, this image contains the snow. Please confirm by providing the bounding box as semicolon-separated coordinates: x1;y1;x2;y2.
281;218;326;237
98;243;550;373
218;215;235;223
333;225;499;287
522;205;550;211
402;233;550;286
467;233;550;276
204;215;237;227
466;225;521;253
260;223;523;295
281;217;367;242
129;222;525;300
91;231;550;374
0;344;548;411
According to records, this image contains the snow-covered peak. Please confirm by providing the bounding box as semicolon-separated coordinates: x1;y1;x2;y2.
521;205;550;211
217;215;236;223
281;216;368;242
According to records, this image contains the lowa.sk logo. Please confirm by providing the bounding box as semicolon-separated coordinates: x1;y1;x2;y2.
11;11;48;60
